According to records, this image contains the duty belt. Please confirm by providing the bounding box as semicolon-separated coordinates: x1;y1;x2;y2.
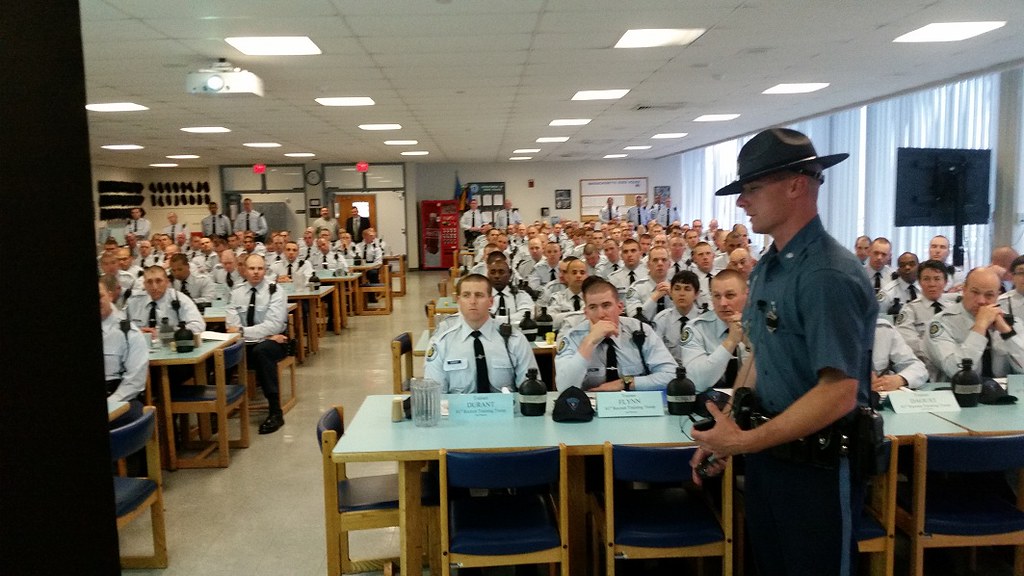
749;412;850;469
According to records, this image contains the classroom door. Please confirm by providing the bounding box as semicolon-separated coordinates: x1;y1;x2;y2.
335;194;376;237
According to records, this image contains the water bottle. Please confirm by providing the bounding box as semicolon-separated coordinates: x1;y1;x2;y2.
174;321;195;353
310;271;321;291
535;307;554;341
159;317;175;349
519;311;538;342
518;368;547;416
667;366;696;415
951;358;982;407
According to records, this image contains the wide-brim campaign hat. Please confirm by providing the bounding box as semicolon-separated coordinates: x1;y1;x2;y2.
715;128;849;196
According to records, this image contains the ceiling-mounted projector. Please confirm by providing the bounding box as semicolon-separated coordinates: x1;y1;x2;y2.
187;58;264;96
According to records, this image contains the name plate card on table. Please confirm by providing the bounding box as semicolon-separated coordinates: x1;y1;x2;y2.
888;390;962;414
596;391;665;418
448;393;514;421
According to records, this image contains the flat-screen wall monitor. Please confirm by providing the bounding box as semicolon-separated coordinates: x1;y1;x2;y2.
894;147;991;227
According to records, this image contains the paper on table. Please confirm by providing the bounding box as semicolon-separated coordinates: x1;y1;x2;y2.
201;331;233;341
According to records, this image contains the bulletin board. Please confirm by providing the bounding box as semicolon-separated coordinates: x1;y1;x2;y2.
579;177;648;221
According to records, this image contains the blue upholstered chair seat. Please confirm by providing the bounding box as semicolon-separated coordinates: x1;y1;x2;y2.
449;494;559;555
857;512;886;541
922;485;1024;536
113;476;158;518
614;487;724;548
171;384;246;404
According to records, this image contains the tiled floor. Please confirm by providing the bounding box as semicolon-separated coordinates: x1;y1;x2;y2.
121;269;447;576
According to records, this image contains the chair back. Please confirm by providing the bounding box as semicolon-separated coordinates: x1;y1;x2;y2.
446;447;559;490
110;407;156;461
221;339;245;371
393;332;412;355
612;444;696;483
924;433;1024;473
316;405;345;449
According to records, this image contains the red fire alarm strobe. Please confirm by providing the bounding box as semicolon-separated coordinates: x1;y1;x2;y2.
356;161;369;173
253;164;267;174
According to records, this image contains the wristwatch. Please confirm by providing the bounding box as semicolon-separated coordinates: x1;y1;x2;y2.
622;375;635;391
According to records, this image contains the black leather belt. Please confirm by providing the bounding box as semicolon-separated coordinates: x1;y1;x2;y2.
750;413;849;469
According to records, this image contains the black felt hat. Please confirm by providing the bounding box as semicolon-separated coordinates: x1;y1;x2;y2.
979;378;1018;405
551;386;594;422
715;128;849;196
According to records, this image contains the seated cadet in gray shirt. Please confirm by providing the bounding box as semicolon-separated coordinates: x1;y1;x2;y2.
871;318;928;392
680;269;751;391
608;238;649;298
424;274;537;394
894;259;955;381
626;246;673;320
99;278;148;424
486;252;534;326
547;257;588;332
555;277;675;392
926;267;1024;380
126;265;206;335
653;270;707;365
169;253;216;304
537;258;568;308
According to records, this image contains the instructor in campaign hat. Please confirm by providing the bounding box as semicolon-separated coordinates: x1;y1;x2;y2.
690;128;877;576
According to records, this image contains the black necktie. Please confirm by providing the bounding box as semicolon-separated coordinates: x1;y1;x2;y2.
550;269;556;282
497;293;508;316
148;302;157;328
628;270;636;284
364;246;368;260
674;263;681;274
287;262;293;276
679;316;689;339
982;331;994;377
471;330;491;393
932;301;943;314
226;274;234;288
613;263;619;272
908;284;917;301
133;221;138;233
246;287;257;326
170;225;175;238
656;296;665;313
180;280;189;297
874;272;881;292
245;213;251;231
471;212;476;227
635;210;640;225
572;294;581;311
603;338;619;382
505;210;510;225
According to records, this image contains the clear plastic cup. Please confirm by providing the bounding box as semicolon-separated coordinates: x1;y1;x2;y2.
410;378;441;427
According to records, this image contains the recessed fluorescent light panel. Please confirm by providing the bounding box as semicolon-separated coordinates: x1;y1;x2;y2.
572;89;629;101
101;144;144;150
401;151;429;156
181;126;231;133
651;133;688;139
226;36;321;55
893;21;1005;43
694;114;740;122
284;153;316;158
86;102;149;112
762;83;830;94
623;145;652;150
604;154;628;159
359;124;402;131
384;140;418;145
513;148;541;154
614;28;706;48
315;97;375;107
509;157;532;161
536;137;570;143
243;142;281;148
166;154;200;159
149;163;178;167
549;118;591;126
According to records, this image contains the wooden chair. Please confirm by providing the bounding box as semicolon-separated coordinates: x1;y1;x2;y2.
386;254;406;296
247;322;298;415
425;301;436;331
895;433;1024;576
590;442;732;576
111;406;168;568
319;406;440;576
439;446;569;576
357;265;392;315
858;436;899;576
391;332;414;394
170;339;250;468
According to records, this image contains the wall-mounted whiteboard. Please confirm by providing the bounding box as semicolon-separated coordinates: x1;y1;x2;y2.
579;177;648;220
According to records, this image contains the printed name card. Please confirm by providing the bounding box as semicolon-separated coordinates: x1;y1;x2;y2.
596;391;665;418
887;390;962;414
448;393;514;421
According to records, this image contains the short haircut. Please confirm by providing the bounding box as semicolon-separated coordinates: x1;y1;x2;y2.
143;265;168;278
917;259;949;281
99;253;117;265
582;243;601;256
456;273;492;293
1011;255;1024;274
581;276;618;300
692;241;712;252
169;253;190;266
99;274;118;294
485;252;509;266
621;238;640;249
712;268;746;287
871;237;891;247
670;270;700;292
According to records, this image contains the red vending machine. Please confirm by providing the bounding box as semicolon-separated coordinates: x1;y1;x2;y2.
420;199;460;269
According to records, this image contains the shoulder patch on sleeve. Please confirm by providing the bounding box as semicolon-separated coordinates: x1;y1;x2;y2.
425;344;437;361
626;287;637;300
876;291;885;302
557;337;568;354
681;326;693;344
928;322;942;337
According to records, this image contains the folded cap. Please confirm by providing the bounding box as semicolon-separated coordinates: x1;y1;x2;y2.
979;378;1018;405
551;386;595;422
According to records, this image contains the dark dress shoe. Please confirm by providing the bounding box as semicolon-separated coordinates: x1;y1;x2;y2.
258;413;285;434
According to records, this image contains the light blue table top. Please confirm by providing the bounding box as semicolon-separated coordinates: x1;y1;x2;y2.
332;393;694;462
281;284;334;297
148;335;237;363
924;376;1024;435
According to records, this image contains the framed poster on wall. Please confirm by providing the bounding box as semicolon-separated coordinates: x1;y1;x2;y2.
578;177;648;220
554;189;571;209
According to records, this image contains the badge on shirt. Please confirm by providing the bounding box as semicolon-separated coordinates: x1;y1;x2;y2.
681;327;693;344
929;322;942;337
876;291;885;302
443;358;468;371
895;311;906;325
426;344;437;361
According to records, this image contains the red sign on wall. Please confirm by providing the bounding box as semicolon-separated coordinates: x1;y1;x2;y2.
356;161;369;173
252;164;266;174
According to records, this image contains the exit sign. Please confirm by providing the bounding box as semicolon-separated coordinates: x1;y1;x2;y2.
253;164;266;174
356;161;369;173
